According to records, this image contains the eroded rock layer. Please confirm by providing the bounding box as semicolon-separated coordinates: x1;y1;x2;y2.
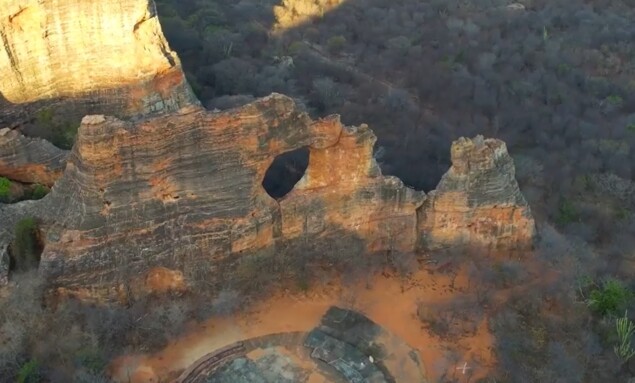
274;0;344;30
0;96;535;297
0;0;197;126
37;95;426;296
418;136;536;250
0;128;68;185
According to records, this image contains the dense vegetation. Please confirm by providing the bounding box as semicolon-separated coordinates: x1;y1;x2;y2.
1;0;635;381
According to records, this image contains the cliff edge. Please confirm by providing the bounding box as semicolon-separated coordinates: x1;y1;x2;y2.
0;0;197;126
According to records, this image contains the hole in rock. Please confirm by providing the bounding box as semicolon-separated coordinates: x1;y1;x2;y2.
8;218;43;273
262;147;309;200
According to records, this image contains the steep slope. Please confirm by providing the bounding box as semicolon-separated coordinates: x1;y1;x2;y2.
0;0;197;127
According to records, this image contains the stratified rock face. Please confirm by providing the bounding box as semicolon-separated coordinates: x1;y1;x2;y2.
274;0;344;30
38;94;425;294
417;136;536;250
0;96;535;295
0;128;68;185
0;0;197;126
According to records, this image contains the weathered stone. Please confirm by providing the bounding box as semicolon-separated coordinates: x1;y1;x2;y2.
0;0;535;299
417;136;536;250
0;244;9;286
0;128;68;185
0;0;198;126
0;95;535;299
274;0;344;30
31;94;425;296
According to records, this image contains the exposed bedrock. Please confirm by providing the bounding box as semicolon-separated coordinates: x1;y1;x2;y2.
418;136;536;250
32;95;423;297
0;94;532;298
0;0;198;127
0;128;68;185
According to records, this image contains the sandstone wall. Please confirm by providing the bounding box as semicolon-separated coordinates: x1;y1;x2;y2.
274;0;344;30
0;0;536;299
0;0;197;126
418;136;536;250
4;95;531;300
35;95;426;296
0;128;68;185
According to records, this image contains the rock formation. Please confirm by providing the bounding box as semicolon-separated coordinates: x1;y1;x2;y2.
0;0;197;127
0;0;535;298
35;95;425;297
274;0;344;30
0;94;531;299
0;128;68;185
418;136;535;250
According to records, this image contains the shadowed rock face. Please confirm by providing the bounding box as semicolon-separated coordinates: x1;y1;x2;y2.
0;0;197;126
0;128;68;185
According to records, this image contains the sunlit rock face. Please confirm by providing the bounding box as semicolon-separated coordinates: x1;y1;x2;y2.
0;95;534;297
37;94;425;298
418;136;536;250
0;0;197;126
274;0;344;30
0;0;535;295
0;128;68;185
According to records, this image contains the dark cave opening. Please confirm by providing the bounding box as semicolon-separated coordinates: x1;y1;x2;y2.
262;147;310;199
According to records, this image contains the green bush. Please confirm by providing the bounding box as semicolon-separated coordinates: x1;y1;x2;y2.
11;218;41;273
0;176;10;201
17;359;40;383
587;278;633;317
35;108;53;125
74;348;106;374
29;184;49;200
614;311;635;364
51;122;78;150
556;199;579;225
326;35;346;54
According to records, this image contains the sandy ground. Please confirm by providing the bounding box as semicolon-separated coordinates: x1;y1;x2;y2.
110;264;496;383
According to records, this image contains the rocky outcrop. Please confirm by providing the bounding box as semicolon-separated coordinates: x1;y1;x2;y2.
274;0;344;30
35;95;425;296
15;95;532;298
0;0;197;127
0;0;535;294
0;128;68;185
418;136;535;250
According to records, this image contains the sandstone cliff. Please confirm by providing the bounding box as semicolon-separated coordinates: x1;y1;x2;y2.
0;95;531;299
0;128;68;185
0;0;535;298
35;95;425;297
274;0;344;30
0;0;197;127
418;136;535;250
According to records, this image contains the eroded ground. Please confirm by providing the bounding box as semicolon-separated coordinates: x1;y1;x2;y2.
111;262;496;383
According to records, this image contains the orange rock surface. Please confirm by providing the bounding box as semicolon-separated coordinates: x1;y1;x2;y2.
0;0;197;126
10;94;533;300
0;128;67;185
418;136;536;250
0;1;534;298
